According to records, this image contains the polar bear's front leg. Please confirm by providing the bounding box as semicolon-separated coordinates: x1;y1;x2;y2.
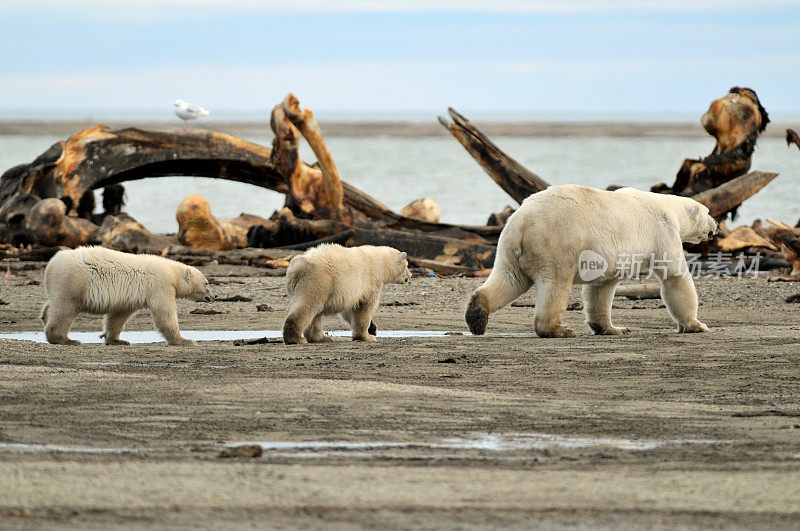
660;274;709;333
533;277;576;338
350;298;379;342
583;281;630;335
101;311;135;345
43;300;81;345
150;302;196;346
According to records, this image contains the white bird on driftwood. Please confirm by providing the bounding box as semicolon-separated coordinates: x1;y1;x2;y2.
173;99;210;130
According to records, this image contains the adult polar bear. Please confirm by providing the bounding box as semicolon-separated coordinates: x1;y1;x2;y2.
466;185;718;337
42;246;215;345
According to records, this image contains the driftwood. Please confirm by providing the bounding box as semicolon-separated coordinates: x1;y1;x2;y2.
440;106;777;221
0;90;785;274
0;96;502;253
691;171;778;220
787;129;800;151
438;107;549;203
272;94;346;222
614;284;661;300
657;87;770;200
714;226;777;253
98;213;179;252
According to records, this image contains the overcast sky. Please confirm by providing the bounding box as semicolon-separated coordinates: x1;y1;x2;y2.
1;0;797;120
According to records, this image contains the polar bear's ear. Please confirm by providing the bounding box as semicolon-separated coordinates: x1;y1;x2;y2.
687;205;699;219
397;251;407;262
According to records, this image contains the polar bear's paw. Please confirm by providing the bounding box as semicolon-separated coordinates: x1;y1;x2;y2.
678;320;710;333
588;322;631;335
105;338;131;346
536;326;576;338
465;292;490;335
169;338;198;346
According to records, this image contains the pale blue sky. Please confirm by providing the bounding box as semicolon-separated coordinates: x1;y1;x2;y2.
1;0;798;120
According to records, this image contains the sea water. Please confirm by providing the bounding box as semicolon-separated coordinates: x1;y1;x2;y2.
1;132;797;232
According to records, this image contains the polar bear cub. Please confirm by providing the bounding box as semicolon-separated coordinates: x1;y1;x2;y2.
283;244;411;344
41;246;215;345
466;185;718;337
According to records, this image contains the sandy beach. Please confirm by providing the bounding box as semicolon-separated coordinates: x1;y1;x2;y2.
1;263;799;528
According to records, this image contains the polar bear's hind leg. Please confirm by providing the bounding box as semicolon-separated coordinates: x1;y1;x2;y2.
101;311;135;345
660;275;709;333
533;277;576;338
304;314;332;343
583;280;630;335
466;271;532;335
44;300;81;345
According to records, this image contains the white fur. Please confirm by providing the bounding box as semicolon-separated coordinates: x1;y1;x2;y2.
467;185;717;337
41;246;215;345
282;244;411;344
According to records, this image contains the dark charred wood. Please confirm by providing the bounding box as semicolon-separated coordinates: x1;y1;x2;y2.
266;229;357;251
439;108;549;203
349;227;496;269
486;206;516;227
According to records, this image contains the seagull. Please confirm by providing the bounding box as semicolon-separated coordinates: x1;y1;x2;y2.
173;99;210;130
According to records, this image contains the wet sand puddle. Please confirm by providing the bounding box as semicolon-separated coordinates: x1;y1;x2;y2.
0;443;142;454
226;433;727;459
0;330;462;344
0;330;610;345
0;433;726;458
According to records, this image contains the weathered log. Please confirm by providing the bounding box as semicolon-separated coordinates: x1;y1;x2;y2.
787;129;800;151
408;257;492;277
714;226;777;253
246;208;350;249
246;210;495;268
25;198;99;247
691;171;778;220
0;125;288;213
176;194;272;250
279;94;346;221
439;108;549;203
439;106;776;224
98;213;179;252
0;121;499;245
657;87;769;201
614;283;661;300
349;227;496;269
270;96;347;221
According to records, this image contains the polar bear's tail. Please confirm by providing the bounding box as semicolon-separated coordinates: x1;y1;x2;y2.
40;301;49;323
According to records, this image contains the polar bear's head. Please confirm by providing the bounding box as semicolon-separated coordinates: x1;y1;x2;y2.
678;199;719;244
390;251;412;284
181;266;216;302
